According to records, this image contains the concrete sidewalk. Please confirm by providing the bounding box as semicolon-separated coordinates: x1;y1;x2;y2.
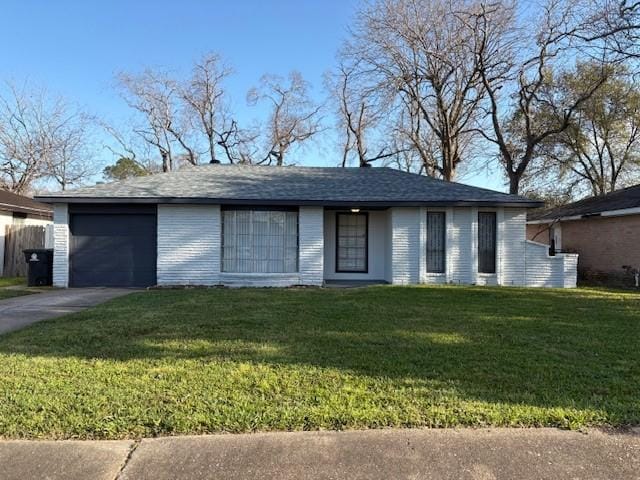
0;428;638;480
0;288;133;335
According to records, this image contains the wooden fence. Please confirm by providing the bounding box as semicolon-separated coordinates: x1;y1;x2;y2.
3;224;46;277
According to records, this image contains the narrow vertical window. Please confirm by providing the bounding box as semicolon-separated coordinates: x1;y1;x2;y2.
478;212;497;274
336;212;368;272
426;212;446;273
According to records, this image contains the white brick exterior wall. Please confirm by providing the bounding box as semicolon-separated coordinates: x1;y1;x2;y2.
525;241;578;287
391;206;479;286
218;273;303;287
448;208;474;284
390;207;421;284
156;205;324;287
500;208;527;286
388;206;576;288
563;254;579;288
157;205;220;286
49;202;576;289
299;206;324;285
52;203;69;287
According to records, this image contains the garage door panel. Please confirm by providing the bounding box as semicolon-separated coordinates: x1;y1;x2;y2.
72;267;135;287
70;212;156;287
72;237;137;254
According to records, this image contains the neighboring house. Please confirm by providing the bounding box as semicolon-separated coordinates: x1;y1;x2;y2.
527;184;640;282
36;165;578;288
0;190;53;276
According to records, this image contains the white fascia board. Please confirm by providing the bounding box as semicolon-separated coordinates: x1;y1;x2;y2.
528;206;640;225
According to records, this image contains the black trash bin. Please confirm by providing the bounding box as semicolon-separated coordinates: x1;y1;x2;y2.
23;249;54;287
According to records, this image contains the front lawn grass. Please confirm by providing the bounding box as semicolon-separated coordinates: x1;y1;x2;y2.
0;290;31;300
0;277;25;288
0;277;32;300
0;286;638;439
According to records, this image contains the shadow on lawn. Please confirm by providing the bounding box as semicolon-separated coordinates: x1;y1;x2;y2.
1;286;639;421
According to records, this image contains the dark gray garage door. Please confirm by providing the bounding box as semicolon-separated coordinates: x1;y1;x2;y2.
69;205;157;287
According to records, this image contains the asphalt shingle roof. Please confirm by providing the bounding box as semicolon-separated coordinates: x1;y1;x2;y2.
36;165;542;207
529;184;640;221
0;189;53;217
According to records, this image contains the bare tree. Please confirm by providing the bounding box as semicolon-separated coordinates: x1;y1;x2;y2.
101;120;165;177
213;117;262;164
346;0;509;180
576;0;640;60
385;134;426;173
118;70;197;172
327;60;398;167
248;71;323;166
102;121;141;164
472;0;640;194
0;84;48;193
117;57;268;168
180;53;233;164
0;82;95;193
392;98;449;177
45;111;97;190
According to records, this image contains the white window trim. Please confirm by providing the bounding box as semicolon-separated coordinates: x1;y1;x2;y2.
445;207;453;283
471;207;479;283
425;208;447;277
497;207;504;284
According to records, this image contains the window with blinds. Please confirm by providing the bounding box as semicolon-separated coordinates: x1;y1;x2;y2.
426;212;446;273
222;210;298;273
336;213;367;272
478;212;497;274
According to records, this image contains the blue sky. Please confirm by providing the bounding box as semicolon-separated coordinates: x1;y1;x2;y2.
0;0;502;190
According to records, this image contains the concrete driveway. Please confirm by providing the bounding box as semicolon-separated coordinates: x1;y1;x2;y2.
0;288;134;335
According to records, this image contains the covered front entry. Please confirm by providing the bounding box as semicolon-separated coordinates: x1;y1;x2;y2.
69;205;157;287
323;209;391;283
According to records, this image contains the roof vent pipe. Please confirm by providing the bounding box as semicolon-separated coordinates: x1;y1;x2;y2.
210;159;221;165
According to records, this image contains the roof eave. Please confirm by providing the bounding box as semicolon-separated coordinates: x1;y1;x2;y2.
528;205;640;223
0;203;53;217
35;196;544;209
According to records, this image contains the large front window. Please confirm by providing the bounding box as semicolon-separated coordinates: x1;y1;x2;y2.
336;212;368;273
222;209;298;273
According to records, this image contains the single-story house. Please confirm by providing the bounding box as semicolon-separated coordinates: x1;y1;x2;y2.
36;165;578;288
0;190;53;276
527;184;640;281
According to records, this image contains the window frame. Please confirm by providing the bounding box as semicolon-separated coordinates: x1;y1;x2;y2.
335;211;369;274
477;211;497;274
221;206;299;274
426;211;446;274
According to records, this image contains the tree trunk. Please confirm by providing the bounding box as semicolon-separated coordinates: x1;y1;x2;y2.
161;151;170;172
508;172;520;195
209;137;217;163
441;137;459;181
442;157;455;181
274;149;284;166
